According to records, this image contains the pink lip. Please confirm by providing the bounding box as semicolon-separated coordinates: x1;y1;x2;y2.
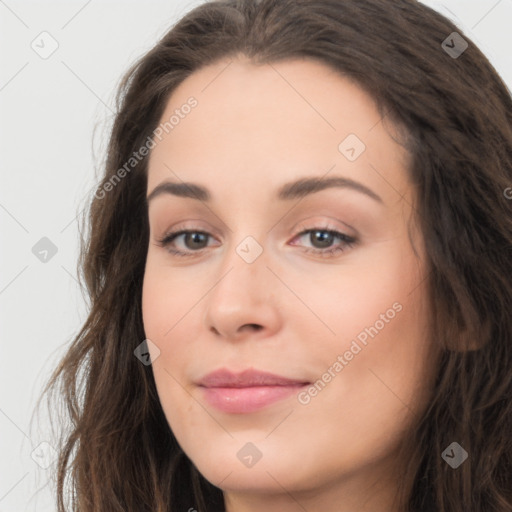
198;368;309;413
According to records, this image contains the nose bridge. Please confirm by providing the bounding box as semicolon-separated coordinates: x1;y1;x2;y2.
212;231;270;304
202;227;281;339
216;202;273;282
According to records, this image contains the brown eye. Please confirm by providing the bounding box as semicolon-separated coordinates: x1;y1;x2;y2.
181;232;209;250
156;230;214;257
291;228;357;258
156;227;356;259
309;230;336;249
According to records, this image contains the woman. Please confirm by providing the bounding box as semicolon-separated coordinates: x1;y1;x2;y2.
39;0;512;510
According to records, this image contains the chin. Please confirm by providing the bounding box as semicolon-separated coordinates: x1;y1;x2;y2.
182;438;319;495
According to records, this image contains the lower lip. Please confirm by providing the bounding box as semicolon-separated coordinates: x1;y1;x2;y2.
200;384;307;413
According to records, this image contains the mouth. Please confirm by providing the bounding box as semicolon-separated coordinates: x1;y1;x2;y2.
197;368;310;414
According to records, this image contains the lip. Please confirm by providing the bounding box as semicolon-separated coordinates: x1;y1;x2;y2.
198;368;310;413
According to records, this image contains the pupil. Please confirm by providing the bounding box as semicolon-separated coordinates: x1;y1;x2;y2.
187;232;207;249
313;230;333;248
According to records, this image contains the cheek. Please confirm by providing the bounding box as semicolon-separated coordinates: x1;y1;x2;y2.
142;275;166;352
294;285;432;479
297;240;425;353
141;264;207;421
141;260;196;341
300;239;432;420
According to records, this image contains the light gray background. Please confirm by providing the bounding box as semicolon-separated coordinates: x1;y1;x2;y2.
1;1;511;510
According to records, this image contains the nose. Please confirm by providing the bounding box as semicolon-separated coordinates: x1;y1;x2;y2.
202;241;282;342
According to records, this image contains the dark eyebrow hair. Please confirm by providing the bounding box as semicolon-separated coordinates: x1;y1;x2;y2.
146;176;383;205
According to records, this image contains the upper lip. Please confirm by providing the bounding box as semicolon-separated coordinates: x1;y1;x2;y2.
198;368;310;388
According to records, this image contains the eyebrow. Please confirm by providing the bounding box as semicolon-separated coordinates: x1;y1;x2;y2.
146;176;383;205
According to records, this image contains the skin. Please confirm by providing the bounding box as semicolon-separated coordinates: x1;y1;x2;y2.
142;55;438;512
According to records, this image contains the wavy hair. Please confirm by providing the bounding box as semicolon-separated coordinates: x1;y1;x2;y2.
37;0;512;510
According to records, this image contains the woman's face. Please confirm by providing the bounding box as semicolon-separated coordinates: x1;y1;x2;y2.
142;56;436;510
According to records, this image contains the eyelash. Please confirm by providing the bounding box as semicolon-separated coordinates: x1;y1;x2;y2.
155;225;357;259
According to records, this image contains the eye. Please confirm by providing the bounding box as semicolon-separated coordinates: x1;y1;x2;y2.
290;227;356;258
155;230;215;257
155;226;357;259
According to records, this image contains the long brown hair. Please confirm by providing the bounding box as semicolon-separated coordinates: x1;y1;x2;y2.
37;0;512;510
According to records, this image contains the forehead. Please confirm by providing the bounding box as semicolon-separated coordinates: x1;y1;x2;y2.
146;56;411;205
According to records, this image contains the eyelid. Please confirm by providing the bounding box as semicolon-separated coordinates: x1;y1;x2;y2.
292;215;356;237
156;220;219;239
